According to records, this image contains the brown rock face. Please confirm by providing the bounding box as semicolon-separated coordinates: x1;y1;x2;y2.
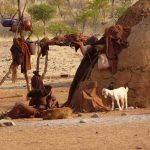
117;0;150;27
91;17;150;108
117;17;150;107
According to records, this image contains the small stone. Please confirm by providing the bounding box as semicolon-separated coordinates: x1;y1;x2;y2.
0;119;16;127
128;106;134;110
134;134;138;136
60;74;68;78
77;113;83;117
121;113;127;116
96;131;98;134
136;146;142;149
79;119;87;123
91;114;99;118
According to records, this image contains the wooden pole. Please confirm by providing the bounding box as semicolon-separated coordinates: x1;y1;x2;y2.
18;0;24;40
0;63;13;86
0;0;30;91
42;51;48;79
36;51;41;72
36;36;41;72
18;0;30;92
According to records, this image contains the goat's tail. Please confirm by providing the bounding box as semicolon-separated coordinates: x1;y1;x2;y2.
125;87;129;92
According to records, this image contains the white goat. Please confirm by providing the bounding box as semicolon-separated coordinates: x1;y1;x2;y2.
102;87;129;111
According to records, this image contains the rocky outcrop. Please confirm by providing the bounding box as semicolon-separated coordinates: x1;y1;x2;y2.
116;17;150;107
91;17;150;108
117;0;150;27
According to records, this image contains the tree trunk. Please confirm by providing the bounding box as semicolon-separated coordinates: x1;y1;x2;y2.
18;0;30;92
57;4;63;18
0;63;13;86
111;0;115;18
36;51;41;72
42;51;48;79
43;20;46;35
82;22;86;33
18;0;24;40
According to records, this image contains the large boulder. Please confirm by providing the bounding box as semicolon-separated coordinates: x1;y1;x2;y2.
116;17;150;107
69;0;150;110
91;17;150;108
117;0;150;27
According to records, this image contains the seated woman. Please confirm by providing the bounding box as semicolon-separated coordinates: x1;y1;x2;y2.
31;70;47;96
0;85;59;119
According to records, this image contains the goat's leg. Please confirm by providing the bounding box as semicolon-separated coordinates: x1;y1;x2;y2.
0;62;13;85
124;95;128;110
111;99;115;111
121;99;124;110
115;96;122;111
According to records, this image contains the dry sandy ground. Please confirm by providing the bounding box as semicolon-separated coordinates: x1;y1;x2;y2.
0;40;150;150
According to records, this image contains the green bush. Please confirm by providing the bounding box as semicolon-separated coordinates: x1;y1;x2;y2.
47;22;77;36
32;23;44;36
114;3;131;19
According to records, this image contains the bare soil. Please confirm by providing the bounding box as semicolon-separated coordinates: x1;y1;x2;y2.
0;40;149;150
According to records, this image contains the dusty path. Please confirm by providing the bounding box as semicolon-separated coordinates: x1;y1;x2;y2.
0;115;150;150
17;114;150;127
0;40;150;150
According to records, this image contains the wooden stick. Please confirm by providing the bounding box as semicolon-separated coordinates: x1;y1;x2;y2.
18;0;30;92
36;50;41;71
0;94;23;99
24;72;30;92
42;52;48;79
0;63;13;86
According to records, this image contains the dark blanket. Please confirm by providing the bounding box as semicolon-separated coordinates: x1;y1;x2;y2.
63;25;130;110
10;38;31;73
103;25;131;73
40;44;49;57
68;86;109;113
92;25;130;73
63;46;99;106
39;37;50;57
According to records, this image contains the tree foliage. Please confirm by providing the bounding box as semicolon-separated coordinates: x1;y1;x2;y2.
86;0;109;33
0;0;134;37
114;1;131;19
32;22;44;36
0;1;17;18
47;0;65;17
28;3;56;35
47;22;77;36
76;10;92;32
28;4;56;22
